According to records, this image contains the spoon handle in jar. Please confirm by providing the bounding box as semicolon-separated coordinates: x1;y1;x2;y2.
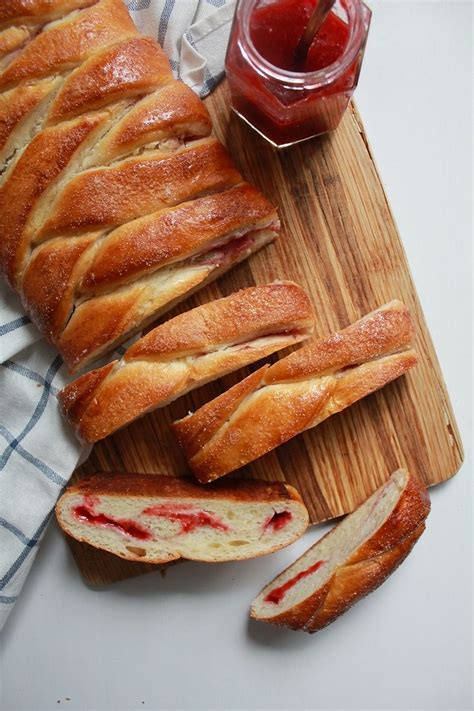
294;0;337;65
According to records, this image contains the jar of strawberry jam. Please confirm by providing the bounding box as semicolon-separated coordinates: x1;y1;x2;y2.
225;0;371;147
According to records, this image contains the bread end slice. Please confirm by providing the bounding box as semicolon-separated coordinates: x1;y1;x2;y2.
250;469;430;632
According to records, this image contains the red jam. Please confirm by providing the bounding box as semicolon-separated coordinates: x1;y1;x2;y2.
74;505;151;540
250;0;349;73
264;510;293;532
264;559;325;604
196;233;256;267
225;0;371;146
143;504;230;534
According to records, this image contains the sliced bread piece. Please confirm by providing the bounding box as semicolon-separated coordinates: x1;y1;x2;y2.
57;282;314;443
56;473;309;564
250;469;430;632
173;301;418;483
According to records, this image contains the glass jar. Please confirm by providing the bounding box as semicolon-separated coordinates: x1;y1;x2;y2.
225;0;372;148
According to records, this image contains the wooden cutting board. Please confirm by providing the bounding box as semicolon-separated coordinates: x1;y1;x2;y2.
67;83;463;585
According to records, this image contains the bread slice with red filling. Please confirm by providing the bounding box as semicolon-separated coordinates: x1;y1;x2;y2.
56;473;309;563
250;469;430;632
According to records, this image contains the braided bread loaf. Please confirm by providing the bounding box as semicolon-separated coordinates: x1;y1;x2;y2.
250;469;430;632
0;0;279;371
58;282;314;442
173;301;418;482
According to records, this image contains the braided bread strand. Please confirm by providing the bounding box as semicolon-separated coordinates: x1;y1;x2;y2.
173;301;418;482
0;0;278;372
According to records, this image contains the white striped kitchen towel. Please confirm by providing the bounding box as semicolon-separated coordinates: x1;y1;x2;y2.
0;0;236;633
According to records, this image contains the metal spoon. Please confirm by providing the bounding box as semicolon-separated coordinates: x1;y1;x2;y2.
294;0;337;67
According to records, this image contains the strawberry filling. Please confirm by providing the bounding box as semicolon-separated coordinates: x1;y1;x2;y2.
195;233;256;267
142;503;230;534
263;510;293;532
73;505;151;540
264;559;325;605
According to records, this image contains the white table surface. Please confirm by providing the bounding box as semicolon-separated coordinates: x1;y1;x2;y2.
1;2;472;710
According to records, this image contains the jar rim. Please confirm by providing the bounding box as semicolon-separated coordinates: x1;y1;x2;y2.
237;0;369;88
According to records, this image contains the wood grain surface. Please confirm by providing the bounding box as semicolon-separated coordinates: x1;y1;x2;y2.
66;83;463;585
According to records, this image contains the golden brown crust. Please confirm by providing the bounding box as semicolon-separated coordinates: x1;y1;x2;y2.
176;372;335;483
77;184;275;294
47;36;172;124
57;282;314;441
0;0;96;27
189;351;418;483
0;0;136;90
55;473;309;564
173;303;418;482
92;82;212;164
56;268;212;370
37;139;242;239
23;188;275;353
61;360;192;441
253;578;333;632
21;234;96;339
0;26;31;58
173;367;268;460
63;472;299;504
265;300;414;384
323;350;418;413
127;282;310;360
58;361;116;424
348;471;430;563
1;0;279;375
304;524;425;632
56;225;277;371
250;471;430;632
0;112;108;288
0;82;52;151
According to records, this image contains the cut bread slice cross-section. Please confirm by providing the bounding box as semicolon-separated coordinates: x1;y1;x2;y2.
56;474;310;563
58;282;314;442
250;469;430;632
